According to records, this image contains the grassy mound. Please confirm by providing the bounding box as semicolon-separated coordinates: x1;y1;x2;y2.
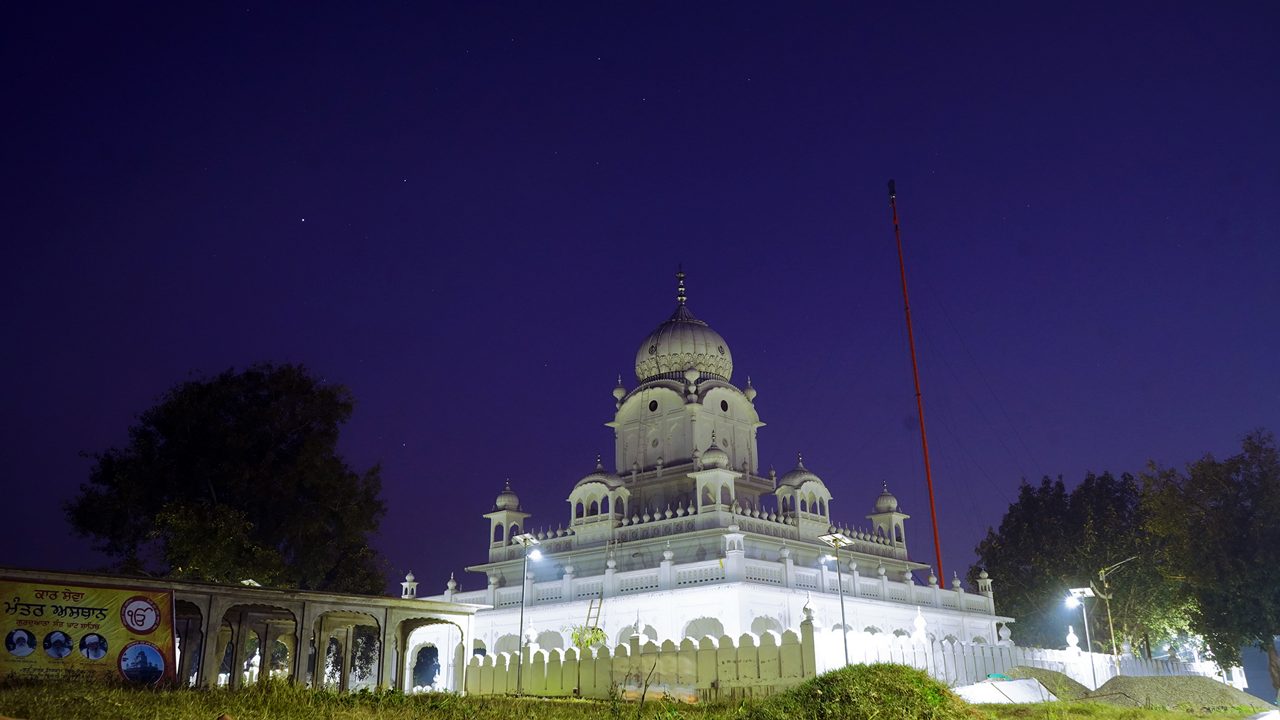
1087;675;1272;711
1004;666;1090;701
747;663;980;720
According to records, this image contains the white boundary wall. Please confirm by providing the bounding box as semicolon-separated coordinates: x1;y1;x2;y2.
465;620;818;701
458;614;1241;699
813;628;1243;692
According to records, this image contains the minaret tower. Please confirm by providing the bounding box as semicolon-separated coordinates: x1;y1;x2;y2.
483;480;531;561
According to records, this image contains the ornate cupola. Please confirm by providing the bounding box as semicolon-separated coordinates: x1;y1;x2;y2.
866;482;910;548
567;455;630;543
608;271;763;475
773;452;833;537
483;480;531;561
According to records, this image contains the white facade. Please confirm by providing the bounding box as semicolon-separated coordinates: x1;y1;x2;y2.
417;273;1010;690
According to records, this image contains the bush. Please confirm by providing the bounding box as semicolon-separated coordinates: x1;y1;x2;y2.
747;664;980;720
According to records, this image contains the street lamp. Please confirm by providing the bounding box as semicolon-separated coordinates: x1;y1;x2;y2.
1096;556;1137;661
513;532;541;695
818;532;853;666
1066;587;1098;690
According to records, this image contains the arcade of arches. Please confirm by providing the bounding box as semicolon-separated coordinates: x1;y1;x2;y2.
4;568;479;692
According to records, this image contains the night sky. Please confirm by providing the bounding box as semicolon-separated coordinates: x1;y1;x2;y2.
4;3;1278;597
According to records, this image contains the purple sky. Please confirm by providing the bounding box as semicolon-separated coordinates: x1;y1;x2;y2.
3;3;1277;596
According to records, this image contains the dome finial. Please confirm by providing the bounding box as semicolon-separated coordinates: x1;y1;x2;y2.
595;454;604;471
796;451;804;468
676;266;686;305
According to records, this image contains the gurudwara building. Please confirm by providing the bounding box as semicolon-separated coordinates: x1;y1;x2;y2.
413;273;1010;690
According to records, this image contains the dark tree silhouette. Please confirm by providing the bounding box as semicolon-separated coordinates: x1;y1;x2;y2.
66;363;387;594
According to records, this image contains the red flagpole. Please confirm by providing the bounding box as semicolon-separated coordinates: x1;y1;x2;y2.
888;179;945;580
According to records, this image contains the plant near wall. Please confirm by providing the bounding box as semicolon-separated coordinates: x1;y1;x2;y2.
566;623;607;695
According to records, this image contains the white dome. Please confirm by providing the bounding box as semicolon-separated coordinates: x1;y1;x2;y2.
874;484;899;513
494;480;520;511
575;456;624;489
634;272;733;383
779;454;823;488
701;434;730;469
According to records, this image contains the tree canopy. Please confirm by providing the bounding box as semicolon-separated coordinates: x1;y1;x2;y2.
66;363;387;594
1142;430;1280;694
971;471;1190;652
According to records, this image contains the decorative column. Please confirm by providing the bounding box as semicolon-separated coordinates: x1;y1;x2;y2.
976;569;994;614
178;625;202;687
603;551;618;597
799;605;817;678
562;563;575;599
292;602;322;687
376;610;397;692
849;560;861;598
228;610;249;690
658;543;674;590
341;625;357;692
198;596;232;688
723;525;745;582
781;545;795;589
928;569;941;607
485;573;498;607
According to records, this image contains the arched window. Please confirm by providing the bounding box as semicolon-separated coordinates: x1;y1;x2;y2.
894;525;903;543
876;526;885;538
799;499;807;513
720;486;732;505
601;496;610;514
589;500;599;515
412;645;440;688
818;499;826;516
493;524;505;543
509;524;519;541
575;502;584;519
682;617;725;641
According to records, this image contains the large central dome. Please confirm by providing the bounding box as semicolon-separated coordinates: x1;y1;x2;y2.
634;273;734;383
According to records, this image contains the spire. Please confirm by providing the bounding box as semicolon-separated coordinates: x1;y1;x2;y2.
796;451;805;468
676;267;687;305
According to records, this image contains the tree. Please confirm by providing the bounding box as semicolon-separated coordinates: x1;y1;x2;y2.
1143;430;1280;700
971;472;1189;652
566;623;607;694
66;363;387;594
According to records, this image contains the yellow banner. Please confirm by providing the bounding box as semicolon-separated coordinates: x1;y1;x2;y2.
1;578;175;684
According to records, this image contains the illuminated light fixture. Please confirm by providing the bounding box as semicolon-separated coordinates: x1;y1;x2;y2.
513;532;541;695
818;532;854;666
1065;587;1098;690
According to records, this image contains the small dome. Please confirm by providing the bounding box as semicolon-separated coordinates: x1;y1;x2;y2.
495;480;520;510
575;455;623;489
634;272;733;383
701;432;729;469
779;453;823;488
874;483;899;513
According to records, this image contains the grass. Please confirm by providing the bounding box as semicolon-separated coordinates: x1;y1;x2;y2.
980;702;1265;720
746;663;981;720
0;672;1269;720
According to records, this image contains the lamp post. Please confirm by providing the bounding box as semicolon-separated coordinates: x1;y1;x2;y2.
1066;587;1098;690
819;532;853;666
513;532;541;695
1095;556;1137;663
